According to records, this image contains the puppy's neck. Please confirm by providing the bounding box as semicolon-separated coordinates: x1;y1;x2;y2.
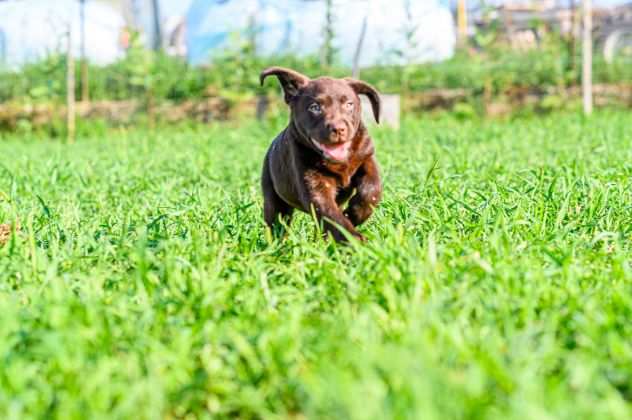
287;119;307;142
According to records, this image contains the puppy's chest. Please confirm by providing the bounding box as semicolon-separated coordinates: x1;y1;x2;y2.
320;161;361;188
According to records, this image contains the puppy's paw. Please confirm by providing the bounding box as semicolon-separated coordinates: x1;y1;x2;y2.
352;233;367;243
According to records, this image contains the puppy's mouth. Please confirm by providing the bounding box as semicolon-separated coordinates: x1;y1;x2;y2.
310;139;351;163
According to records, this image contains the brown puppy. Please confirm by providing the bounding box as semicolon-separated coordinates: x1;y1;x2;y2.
260;67;382;242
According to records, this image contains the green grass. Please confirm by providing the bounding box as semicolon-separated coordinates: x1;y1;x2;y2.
1;111;632;419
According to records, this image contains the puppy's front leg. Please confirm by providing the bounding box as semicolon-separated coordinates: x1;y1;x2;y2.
315;200;365;243
344;156;382;227
303;172;364;243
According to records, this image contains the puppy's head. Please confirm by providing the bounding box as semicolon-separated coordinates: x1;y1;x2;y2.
261;67;381;163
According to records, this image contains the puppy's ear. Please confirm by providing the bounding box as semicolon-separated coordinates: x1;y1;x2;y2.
260;67;310;104
345;78;381;124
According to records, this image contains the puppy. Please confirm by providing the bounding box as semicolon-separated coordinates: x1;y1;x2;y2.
260;67;382;242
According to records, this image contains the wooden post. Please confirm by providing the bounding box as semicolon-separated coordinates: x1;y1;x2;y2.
457;0;468;46
67;22;76;144
321;0;335;67
247;13;256;53
0;30;6;65
151;0;162;51
352;16;368;79
582;0;593;115
80;0;89;103
568;0;576;73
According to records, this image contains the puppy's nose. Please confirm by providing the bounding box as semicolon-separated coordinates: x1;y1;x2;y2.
328;123;346;137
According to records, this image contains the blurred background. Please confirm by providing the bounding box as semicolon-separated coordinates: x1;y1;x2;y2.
0;0;631;135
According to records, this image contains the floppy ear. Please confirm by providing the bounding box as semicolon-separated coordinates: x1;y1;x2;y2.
260;67;310;104
345;78;381;124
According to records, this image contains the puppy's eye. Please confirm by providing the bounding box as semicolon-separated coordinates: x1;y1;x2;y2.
344;101;354;111
308;103;322;114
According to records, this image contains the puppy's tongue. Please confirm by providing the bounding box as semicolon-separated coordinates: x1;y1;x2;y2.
321;142;349;162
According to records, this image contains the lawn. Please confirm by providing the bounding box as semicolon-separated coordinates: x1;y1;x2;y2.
1;111;631;419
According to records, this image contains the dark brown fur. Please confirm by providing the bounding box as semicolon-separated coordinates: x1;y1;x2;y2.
260;67;383;242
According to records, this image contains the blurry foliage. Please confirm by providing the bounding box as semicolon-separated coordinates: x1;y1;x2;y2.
1;33;632;105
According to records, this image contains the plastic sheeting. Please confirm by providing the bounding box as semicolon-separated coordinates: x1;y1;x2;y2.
0;0;125;68
186;0;456;66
